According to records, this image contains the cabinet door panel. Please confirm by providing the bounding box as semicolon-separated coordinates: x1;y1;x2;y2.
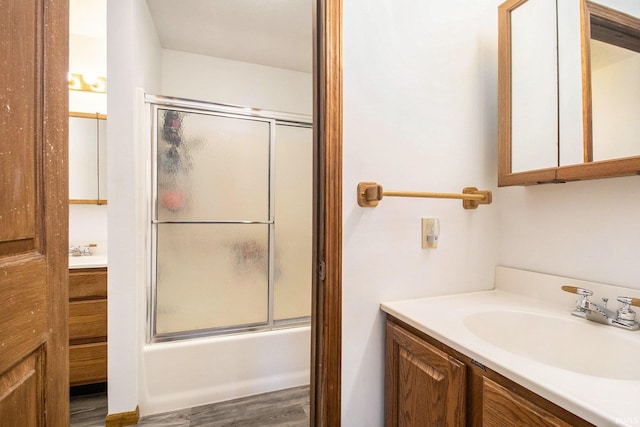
483;377;572;427
386;321;465;427
398;347;448;426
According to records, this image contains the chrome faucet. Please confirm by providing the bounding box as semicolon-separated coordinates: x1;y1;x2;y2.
562;286;640;331
68;244;93;257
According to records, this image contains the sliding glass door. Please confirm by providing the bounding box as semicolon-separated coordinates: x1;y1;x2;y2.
148;97;311;341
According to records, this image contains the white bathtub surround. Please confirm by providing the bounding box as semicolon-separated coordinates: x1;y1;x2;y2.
381;266;640;427
138;325;310;417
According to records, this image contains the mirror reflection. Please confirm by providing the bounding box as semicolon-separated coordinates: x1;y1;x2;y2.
583;1;640;162
69;112;107;204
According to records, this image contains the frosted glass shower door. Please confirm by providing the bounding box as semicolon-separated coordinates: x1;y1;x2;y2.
153;108;271;335
274;124;312;320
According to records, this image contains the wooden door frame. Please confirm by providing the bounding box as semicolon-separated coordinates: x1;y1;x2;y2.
311;0;342;425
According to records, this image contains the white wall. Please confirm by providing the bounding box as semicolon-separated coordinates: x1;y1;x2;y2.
68;205;108;249
497;176;640;289
161;49;312;115
107;0;161;415
69;31;108;248
342;1;500;425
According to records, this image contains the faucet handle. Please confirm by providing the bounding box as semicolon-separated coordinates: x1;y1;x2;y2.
561;285;593;296
616;296;639;325
616;296;640;307
562;286;593;313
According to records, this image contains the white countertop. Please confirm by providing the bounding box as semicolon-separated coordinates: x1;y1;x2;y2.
381;267;640;427
68;255;108;269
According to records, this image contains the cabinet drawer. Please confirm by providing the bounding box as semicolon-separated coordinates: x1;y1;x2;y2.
69;268;107;300
69;342;107;386
69;299;107;341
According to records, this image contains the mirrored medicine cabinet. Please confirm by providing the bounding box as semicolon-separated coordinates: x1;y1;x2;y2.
69;112;107;204
498;0;640;186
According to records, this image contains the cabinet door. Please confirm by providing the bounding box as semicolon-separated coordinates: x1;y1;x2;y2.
483;377;572;427
385;321;466;427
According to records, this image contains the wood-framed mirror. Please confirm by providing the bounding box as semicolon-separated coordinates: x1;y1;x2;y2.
498;0;640;186
69;112;108;205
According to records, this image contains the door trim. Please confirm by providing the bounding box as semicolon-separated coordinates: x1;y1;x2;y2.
311;0;342;425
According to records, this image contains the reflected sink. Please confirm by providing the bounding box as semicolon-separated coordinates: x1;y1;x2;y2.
464;310;640;380
68;255;108;269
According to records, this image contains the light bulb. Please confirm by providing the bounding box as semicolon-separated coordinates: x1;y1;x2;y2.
82;73;99;86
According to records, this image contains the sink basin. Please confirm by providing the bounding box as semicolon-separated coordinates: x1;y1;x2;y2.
464;310;640;380
68;255;108;269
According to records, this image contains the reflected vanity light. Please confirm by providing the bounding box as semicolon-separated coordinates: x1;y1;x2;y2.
68;72;107;93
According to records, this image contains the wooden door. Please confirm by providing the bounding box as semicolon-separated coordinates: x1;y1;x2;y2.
0;0;69;425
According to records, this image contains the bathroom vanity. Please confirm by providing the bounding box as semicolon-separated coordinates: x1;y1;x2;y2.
68;262;108;386
385;317;590;426
382;267;640;427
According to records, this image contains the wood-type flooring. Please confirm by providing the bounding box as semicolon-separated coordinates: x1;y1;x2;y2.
70;385;309;426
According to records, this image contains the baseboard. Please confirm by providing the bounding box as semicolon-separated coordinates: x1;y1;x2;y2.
105;406;140;427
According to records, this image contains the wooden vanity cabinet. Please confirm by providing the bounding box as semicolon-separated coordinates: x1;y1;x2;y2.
68;267;108;386
385;317;594;427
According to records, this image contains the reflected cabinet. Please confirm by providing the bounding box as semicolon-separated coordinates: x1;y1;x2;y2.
498;0;640;186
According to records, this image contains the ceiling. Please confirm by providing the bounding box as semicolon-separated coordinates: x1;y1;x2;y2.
146;0;312;73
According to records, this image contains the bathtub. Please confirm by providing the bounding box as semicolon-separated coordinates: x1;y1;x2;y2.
138;325;310;416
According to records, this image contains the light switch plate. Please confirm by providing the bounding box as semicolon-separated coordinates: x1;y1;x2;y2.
421;217;439;249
